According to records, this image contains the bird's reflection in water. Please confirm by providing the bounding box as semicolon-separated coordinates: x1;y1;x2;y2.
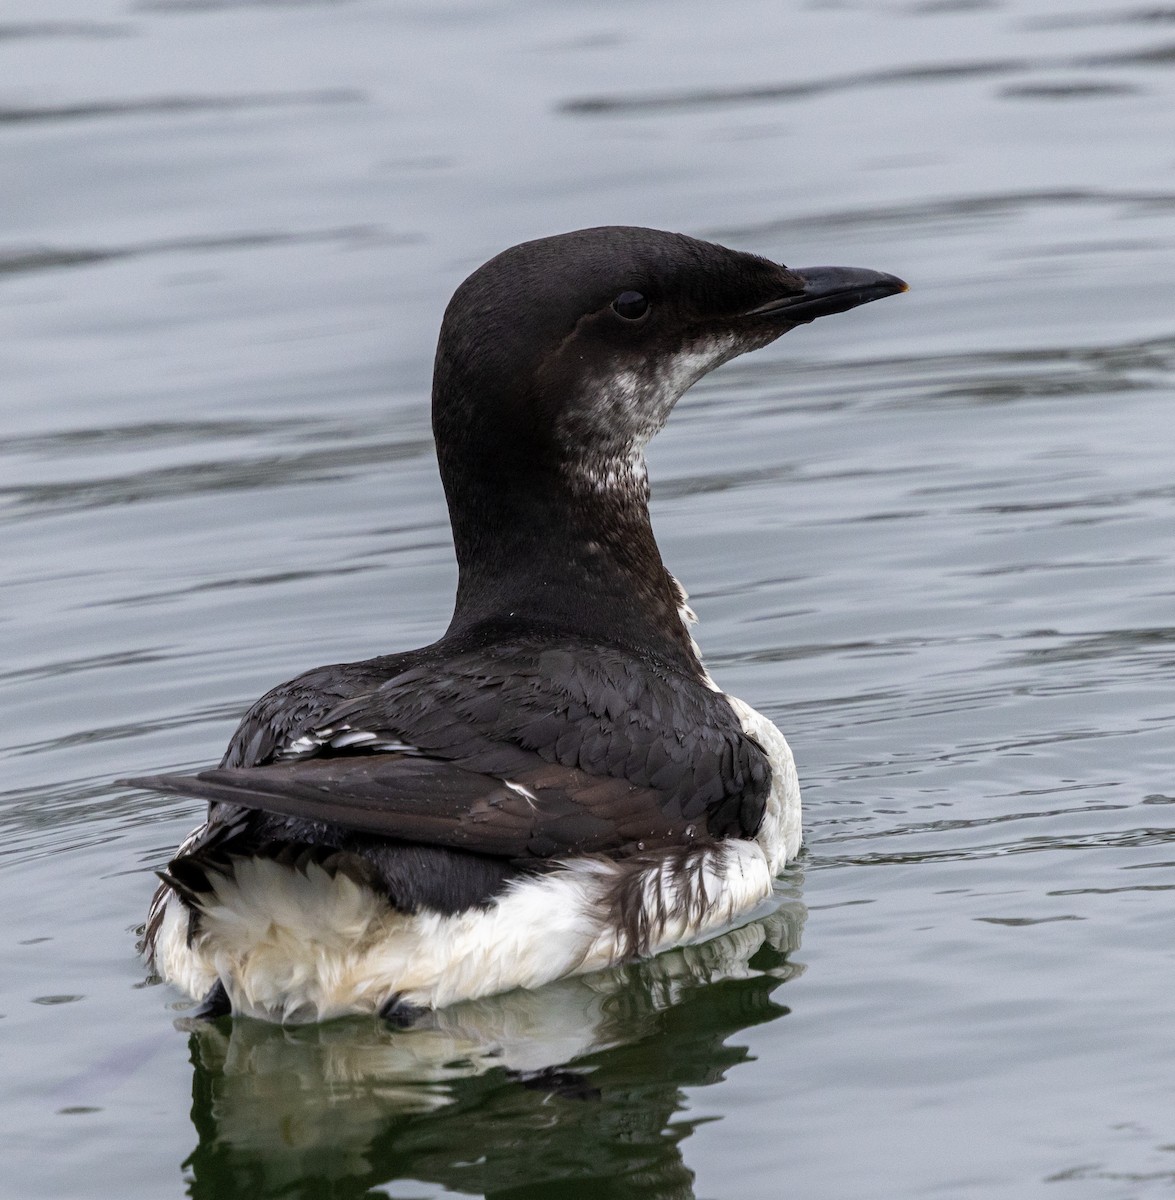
183;885;805;1200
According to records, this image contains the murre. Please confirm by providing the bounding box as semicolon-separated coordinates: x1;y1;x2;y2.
125;226;906;1023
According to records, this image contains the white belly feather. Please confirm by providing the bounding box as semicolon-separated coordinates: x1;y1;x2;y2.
151;695;801;1023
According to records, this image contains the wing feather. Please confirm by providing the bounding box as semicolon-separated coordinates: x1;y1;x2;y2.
125;748;684;860
132;629;770;868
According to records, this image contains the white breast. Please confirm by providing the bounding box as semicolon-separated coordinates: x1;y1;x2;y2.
152;821;795;1024
722;693;803;875
668;574;802;870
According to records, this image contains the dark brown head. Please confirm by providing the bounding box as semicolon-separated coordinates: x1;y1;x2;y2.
431;226;906;662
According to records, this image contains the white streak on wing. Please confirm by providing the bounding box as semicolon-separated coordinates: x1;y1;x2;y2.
279;725;419;760
279;732;330;759
328;730;378;749
503;780;538;807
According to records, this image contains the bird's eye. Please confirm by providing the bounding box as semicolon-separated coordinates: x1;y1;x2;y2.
611;290;649;321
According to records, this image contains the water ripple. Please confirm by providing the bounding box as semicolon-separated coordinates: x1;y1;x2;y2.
0;21;131;40
106;564;379;609
0;226;387;280
0;89;364;127
561;58;1026;115
562;38;1175;117
1002;627;1175;667
0;648;181;688
1079;39;1175;66
139;0;353;10
1001;81;1140;98
709;188;1175;239
1027;6;1175;30
0;437;433;520
3;421;274;455
2;702;241;762
815;825;1175;868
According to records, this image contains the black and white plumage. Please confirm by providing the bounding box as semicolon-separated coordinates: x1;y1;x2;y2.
126;226;905;1022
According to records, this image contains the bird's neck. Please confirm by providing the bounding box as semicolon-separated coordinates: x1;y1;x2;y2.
441;450;704;675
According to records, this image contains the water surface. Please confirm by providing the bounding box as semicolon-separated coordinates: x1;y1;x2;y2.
2;1;1174;1197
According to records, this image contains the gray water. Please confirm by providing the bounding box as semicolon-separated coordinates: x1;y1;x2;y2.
3;0;1174;1196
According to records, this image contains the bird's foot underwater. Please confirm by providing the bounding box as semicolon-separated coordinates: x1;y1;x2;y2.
379;992;427;1028
191;978;232;1020
508;1066;602;1101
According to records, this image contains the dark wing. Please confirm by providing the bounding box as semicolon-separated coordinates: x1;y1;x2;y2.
315;637;770;844
218;655;409;769
126;749;684;860
128;633;770;864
